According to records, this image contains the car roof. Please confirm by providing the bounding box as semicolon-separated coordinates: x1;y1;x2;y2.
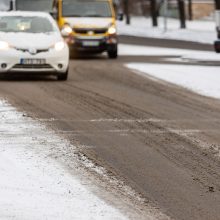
0;11;52;18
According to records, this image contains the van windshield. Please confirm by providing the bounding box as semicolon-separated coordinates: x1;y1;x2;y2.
16;0;53;12
62;0;112;18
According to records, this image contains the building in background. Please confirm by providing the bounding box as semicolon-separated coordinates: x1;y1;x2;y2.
118;0;214;19
191;0;214;19
0;0;10;10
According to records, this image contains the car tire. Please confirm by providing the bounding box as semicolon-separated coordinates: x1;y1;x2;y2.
57;69;68;81
108;49;118;59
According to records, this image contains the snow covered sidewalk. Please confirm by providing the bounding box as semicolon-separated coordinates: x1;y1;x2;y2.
117;16;216;44
127;63;220;99
121;44;220;100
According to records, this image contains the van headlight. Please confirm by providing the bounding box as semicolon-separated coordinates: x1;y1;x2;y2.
54;41;65;51
61;24;72;36
0;41;10;50
108;26;116;35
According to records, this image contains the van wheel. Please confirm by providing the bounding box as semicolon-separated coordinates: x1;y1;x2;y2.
108;49;118;59
57;70;68;81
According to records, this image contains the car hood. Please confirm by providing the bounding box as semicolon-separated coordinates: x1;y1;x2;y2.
64;17;113;29
0;32;61;49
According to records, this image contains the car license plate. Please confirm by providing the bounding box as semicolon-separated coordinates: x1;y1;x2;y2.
82;41;99;47
20;59;46;65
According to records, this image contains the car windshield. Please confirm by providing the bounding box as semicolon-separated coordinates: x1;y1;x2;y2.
62;0;112;18
0;16;55;33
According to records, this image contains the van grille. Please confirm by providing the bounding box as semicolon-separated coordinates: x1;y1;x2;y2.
73;28;107;34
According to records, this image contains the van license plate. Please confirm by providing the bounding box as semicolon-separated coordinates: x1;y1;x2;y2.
83;41;99;47
20;59;46;65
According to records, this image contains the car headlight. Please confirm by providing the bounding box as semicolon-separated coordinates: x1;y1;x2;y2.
54;41;65;51
0;41;10;50
108;26;116;35
61;24;72;36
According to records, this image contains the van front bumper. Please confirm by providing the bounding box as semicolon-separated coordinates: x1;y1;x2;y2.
67;36;117;53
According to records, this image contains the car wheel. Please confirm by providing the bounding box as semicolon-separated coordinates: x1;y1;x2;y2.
108;49;118;59
57;69;68;81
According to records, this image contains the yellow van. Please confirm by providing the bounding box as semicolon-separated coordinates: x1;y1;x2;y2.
53;0;118;58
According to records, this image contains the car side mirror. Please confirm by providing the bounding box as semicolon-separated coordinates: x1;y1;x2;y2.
117;13;124;21
50;11;58;20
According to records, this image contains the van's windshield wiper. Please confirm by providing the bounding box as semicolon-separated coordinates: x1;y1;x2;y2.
84;14;104;17
65;14;82;17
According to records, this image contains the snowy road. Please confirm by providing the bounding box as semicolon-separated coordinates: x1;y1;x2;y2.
1;37;220;220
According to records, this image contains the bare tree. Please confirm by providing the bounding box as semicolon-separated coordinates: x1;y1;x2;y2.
150;0;158;26
178;0;186;28
188;0;193;20
123;0;130;24
215;0;220;9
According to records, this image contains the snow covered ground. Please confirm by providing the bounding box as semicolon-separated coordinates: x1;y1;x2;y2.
119;44;220;62
117;16;216;44
121;44;220;100
127;63;220;99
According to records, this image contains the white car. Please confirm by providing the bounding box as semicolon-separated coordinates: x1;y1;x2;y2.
0;11;69;80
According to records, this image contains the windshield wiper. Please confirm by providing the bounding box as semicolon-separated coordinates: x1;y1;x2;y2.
65;14;82;17
84;14;104;17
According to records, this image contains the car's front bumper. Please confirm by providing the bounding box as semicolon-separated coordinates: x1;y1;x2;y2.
0;46;69;74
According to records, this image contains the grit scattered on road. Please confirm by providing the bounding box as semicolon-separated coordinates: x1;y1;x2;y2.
0;99;170;220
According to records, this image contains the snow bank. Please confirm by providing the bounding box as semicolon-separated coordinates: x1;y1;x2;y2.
119;44;220;61
117;17;216;44
126;63;220;99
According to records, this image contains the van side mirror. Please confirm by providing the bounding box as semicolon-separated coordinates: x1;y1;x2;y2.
117;13;124;21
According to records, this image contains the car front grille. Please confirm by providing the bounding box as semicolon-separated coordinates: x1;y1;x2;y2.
73;28;108;34
15;48;49;54
13;64;52;69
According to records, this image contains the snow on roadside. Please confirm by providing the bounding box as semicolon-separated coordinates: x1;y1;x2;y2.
117;16;216;44
126;63;220;100
119;44;220;62
0;100;128;220
0;100;170;220
122;44;220;100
